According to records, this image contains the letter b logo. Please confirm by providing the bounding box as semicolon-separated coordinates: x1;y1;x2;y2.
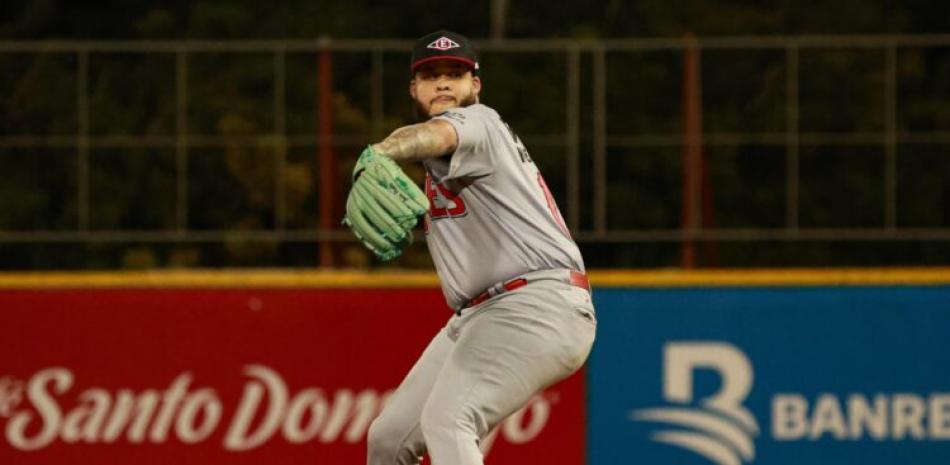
632;342;759;465
665;342;757;432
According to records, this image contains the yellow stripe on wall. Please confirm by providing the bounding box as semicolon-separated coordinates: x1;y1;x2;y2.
0;269;440;289
0;268;948;289
590;267;950;287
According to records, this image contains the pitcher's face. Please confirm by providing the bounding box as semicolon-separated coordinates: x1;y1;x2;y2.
411;61;481;117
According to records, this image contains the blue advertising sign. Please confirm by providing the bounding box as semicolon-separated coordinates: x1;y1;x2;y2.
588;286;950;465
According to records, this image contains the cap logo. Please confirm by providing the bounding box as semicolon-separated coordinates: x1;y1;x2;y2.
427;37;461;51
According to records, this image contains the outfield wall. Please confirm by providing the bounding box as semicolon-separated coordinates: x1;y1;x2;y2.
590;285;950;465
1;268;948;465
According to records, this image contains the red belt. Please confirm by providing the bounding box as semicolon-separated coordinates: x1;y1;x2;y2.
460;271;590;313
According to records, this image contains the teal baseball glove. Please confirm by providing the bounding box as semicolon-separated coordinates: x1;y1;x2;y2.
342;146;429;261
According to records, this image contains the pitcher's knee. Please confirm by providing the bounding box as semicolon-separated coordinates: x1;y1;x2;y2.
367;415;412;465
419;401;483;446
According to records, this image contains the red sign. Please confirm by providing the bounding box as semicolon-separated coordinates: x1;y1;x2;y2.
0;288;586;464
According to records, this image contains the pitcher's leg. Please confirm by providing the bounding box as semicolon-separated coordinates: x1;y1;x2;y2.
367;321;456;465
419;287;595;465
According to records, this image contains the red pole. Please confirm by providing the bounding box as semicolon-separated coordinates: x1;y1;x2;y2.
681;34;703;269
318;50;336;267
701;152;718;266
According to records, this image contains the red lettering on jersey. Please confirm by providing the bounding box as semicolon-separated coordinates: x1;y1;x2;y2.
538;173;571;238
426;175;468;219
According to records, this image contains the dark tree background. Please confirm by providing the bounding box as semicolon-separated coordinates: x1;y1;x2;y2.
1;1;949;269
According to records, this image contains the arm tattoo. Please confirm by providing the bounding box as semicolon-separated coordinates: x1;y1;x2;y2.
372;122;455;162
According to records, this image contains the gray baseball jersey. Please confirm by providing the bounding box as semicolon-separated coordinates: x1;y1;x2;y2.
423;103;585;310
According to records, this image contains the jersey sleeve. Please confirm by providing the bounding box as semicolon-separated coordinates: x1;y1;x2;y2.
432;106;493;180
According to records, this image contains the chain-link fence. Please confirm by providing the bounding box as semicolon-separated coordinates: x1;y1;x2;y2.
2;35;949;268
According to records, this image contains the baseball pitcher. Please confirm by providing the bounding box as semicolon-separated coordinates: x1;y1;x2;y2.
343;30;596;465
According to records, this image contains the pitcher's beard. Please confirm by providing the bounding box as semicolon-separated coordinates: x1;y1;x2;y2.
414;93;478;122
